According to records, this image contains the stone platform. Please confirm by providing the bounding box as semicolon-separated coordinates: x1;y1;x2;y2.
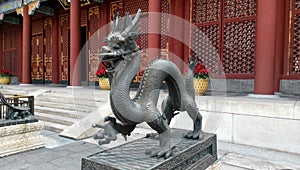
0;121;45;157
82;129;217;170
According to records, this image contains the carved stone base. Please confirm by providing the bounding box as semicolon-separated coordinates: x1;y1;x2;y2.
0;121;45;157
82;129;217;170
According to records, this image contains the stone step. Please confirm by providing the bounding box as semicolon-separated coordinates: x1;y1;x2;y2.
35;101;96;114
42;91;109;102
36;96;103;107
34;106;87;119
41;121;69;133
35;112;78;126
1;89;31;95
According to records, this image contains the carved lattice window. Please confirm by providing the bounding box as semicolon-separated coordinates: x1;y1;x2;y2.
192;0;256;76
292;14;300;73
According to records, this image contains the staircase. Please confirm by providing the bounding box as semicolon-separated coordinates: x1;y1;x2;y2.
34;88;109;133
0;85;110;133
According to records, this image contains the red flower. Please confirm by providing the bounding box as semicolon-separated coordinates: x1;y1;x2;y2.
96;65;108;78
0;69;12;77
194;63;209;79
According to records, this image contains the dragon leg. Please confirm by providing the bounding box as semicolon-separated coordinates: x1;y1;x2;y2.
185;102;204;140
161;97;173;125
145;113;174;159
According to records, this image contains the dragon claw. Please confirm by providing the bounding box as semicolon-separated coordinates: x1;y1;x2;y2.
92;121;118;145
145;146;175;159
185;130;204;140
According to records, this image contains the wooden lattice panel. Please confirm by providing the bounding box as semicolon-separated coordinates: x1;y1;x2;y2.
192;25;220;74
88;6;99;54
3;26;19;76
10;28;19;75
31;35;44;80
3;29;11;71
161;0;169;52
44;18;53;81
59;14;70;81
88;6;100;81
223;20;256;74
122;0;149;82
32;20;43;35
191;0;257;76
123;0;148;14
224;0;256;19
192;0;221;24
124;0;148;50
292;14;300;73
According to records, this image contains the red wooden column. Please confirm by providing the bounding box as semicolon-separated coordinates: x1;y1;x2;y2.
254;0;277;94
169;0;184;70
148;0;161;61
70;0;81;86
22;5;31;84
183;0;190;67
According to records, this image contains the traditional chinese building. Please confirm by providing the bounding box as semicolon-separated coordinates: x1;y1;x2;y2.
0;0;299;95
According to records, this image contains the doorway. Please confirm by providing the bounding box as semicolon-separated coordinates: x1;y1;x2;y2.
80;26;88;86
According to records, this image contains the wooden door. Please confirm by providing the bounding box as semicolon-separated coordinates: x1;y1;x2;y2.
31;34;44;82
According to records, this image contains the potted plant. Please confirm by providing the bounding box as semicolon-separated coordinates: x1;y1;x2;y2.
96;65;110;90
194;63;210;95
0;69;12;85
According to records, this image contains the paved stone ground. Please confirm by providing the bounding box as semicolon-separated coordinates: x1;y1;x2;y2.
1;129;300;170
1;85;300;169
0;131;100;170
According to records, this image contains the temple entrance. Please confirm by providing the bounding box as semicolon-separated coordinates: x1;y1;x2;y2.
31;18;53;84
80;26;88;86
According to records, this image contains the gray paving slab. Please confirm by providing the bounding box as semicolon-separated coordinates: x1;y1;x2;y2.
0;140;104;170
1;85;300;169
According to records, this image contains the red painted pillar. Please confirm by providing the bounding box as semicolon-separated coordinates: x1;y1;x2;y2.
254;0;277;95
22;5;31;84
183;0;190;68
148;0;161;61
70;0;81;86
169;0;184;71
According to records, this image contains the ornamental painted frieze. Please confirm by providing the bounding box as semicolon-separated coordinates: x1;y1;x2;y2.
58;0;90;10
0;0;22;14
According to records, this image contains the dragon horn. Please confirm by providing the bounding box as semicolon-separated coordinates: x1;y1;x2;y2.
110;20;115;34
122;9;141;36
115;15;120;32
121;12;129;32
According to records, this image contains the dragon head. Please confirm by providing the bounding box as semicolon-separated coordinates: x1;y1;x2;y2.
100;9;142;73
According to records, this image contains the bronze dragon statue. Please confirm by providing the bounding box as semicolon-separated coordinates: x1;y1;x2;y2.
93;9;204;159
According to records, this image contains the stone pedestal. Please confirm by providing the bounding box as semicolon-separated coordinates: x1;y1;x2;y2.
82;129;217;170
0;121;45;157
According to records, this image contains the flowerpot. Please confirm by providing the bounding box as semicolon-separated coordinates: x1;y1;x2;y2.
98;78;110;90
194;78;209;95
0;76;11;85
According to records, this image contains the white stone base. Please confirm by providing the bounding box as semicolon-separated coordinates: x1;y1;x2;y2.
0;121;45;157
